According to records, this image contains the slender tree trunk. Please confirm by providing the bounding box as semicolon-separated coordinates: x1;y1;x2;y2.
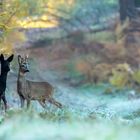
119;0;137;23
119;0;127;22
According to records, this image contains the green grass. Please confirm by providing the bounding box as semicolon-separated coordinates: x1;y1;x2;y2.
0;109;140;140
0;83;140;140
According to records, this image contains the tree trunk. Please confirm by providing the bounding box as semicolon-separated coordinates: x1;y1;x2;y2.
119;0;137;22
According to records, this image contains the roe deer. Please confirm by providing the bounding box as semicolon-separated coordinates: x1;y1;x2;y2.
17;55;62;109
0;54;14;111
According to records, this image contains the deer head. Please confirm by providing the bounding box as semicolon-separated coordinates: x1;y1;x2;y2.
18;55;29;74
0;54;14;73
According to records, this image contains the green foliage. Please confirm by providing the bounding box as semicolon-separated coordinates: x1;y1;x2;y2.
0;0;27;53
0;0;51;53
39;109;73;122
1;106;140;140
85;31;115;43
109;63;131;90
109;73;129;89
132;70;140;84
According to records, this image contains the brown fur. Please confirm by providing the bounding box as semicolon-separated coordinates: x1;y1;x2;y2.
17;55;62;109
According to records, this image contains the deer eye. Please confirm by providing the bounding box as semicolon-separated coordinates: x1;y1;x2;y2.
21;64;25;67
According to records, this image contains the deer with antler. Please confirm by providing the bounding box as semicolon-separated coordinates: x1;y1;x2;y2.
17;55;62;109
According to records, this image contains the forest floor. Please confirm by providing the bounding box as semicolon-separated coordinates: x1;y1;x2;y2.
0;70;140;140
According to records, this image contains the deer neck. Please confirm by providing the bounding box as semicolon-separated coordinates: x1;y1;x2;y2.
0;71;8;85
18;69;26;82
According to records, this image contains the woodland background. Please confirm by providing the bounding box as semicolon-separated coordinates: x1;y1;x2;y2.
0;0;140;140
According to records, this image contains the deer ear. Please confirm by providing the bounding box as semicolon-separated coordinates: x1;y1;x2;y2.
25;55;28;62
18;55;22;64
7;54;14;62
0;54;4;61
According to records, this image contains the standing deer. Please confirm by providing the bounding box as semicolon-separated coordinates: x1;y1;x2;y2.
17;55;62;109
0;54;14;111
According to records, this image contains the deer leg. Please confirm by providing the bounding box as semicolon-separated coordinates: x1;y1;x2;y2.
27;100;31;109
20;95;25;108
38;100;46;108
48;98;62;109
0;96;2;109
0;97;1;108
2;94;7;111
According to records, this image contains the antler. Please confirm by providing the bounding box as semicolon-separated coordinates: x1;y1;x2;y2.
25;54;29;62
